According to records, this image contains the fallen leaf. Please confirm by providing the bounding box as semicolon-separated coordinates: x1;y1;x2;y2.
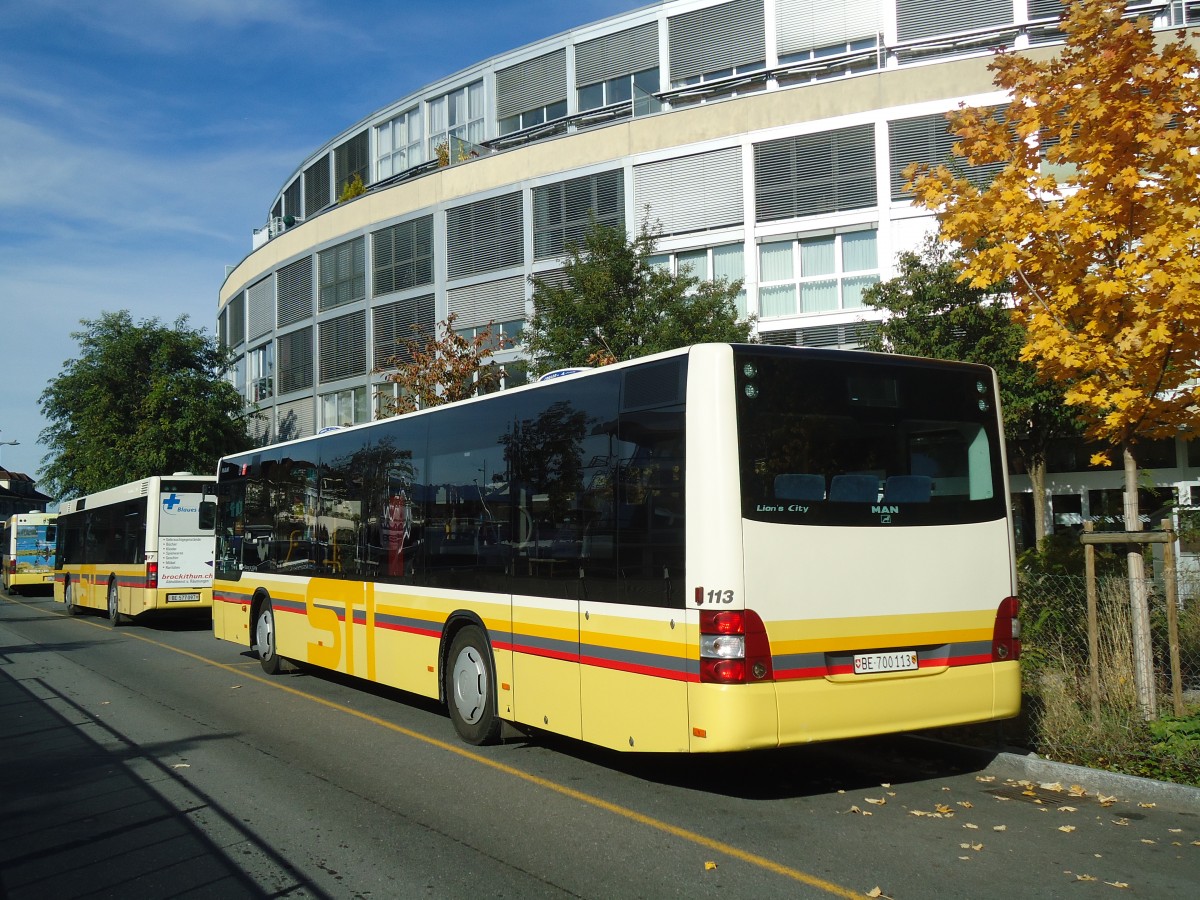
1068;785;1088;797
971;843;983;851
1168;828;1181;834
1112;819;1130;827
1098;794;1117;807
958;856;971;860
171;763;191;769
881;783;891;789
1058;825;1076;833
1076;874;1097;882
1040;782;1064;792
1105;882;1129;889
1138;802;1156;809
865;797;887;806
958;800;974;809
230;684;242;689
935;803;954;815
993;825;1007;832
704;861;717;871
976;775;996;783
1057;806;1078;813
867;888;882;899
963;823;979;830
1140;839;1156;845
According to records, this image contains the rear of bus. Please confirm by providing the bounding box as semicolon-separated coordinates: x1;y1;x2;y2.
685;344;1020;751
3;514;57;595
147;476;217;615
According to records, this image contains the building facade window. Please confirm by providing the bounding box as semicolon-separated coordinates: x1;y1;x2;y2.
758;230;879;317
321;386;370;428
318;237;366;311
532;169;624;260
334;131;370;198
376;107;423;179
755;124;877;221
649;242;748;318
668;0;765;87
318;311;367;384
277;326;314;395
248;343;275;402
373;216;434;297
579;68;659;111
428;81;485;158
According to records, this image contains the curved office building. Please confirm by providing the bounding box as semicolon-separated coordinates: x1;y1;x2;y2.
217;0;1200;547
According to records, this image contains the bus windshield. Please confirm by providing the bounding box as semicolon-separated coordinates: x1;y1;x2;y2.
735;347;1006;526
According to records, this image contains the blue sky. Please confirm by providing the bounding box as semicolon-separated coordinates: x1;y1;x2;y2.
0;0;650;488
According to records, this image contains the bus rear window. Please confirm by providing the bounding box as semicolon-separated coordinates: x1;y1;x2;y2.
735;349;1006;526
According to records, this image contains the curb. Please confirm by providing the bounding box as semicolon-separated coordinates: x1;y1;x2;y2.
985;750;1200;811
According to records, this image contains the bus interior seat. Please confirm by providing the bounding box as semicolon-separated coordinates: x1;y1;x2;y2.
774;473;826;501
829;474;880;503
882;475;933;503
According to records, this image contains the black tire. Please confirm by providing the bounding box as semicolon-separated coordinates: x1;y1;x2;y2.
255;599;284;675
107;579;124;626
64;580;79;616
445;625;501;745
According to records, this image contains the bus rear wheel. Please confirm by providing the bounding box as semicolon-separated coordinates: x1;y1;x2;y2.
445;625;501;745
107;580;125;626
255;599;284;675
64;580;79;616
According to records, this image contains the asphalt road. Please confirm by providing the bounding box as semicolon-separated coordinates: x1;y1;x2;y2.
2;588;1197;899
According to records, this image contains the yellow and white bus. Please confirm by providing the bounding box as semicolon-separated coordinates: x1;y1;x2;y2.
55;474;217;623
212;344;1020;752
2;512;58;595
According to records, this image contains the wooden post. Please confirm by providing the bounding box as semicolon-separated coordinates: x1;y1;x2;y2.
1161;519;1184;717
1083;521;1101;722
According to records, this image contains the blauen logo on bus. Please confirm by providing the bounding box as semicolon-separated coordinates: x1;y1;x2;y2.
163;493;182;512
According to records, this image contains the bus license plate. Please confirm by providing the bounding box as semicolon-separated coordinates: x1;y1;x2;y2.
854;650;918;675
166;592;199;603
43;575;55;582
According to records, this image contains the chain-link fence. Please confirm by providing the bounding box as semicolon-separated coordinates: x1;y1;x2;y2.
1016;560;1200;782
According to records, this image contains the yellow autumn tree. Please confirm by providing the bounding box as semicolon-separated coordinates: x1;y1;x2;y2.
909;0;1200;717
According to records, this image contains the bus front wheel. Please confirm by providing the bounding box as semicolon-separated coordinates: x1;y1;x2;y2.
445;625;501;746
255;600;284;675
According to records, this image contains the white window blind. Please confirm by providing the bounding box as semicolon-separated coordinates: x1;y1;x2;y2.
496;49;568;119
575;22;659;86
669;0;765;83
633;147;743;234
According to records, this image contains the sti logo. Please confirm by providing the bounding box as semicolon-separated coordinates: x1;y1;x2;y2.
163;493;182;512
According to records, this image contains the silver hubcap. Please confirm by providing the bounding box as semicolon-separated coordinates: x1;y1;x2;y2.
451;646;487;725
108;586;118;619
257;609;274;660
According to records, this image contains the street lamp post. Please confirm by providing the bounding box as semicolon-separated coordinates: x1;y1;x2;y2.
0;439;19;469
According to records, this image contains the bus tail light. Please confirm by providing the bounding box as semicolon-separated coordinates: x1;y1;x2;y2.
699;609;774;684
992;596;1021;662
146;560;158;589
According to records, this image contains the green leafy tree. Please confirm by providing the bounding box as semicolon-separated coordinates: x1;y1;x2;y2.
525;217;752;374
863;236;1081;543
39;311;251;499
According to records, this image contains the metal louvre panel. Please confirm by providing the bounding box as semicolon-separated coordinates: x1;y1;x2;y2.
372;215;434;296
303;155;330;218
447;275;526;331
575;22;659;86
335;131;370;192
246;409;272;446
277;257;313;327
888;109;1005;200
319;310;367;383
228;293;246;348
895;0;1012;42
532;169;624;259
496;48;567;118
276;326;313;395
275;396;315;442
634;147;743;234
318;237;365;311
754;124;876;221
247;275;274;342
283;179;301;220
776;0;880;56
446;191;524;279
669;0;765;83
373;293;435;368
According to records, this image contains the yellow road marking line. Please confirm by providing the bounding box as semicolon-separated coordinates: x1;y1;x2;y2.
4;595;861;898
